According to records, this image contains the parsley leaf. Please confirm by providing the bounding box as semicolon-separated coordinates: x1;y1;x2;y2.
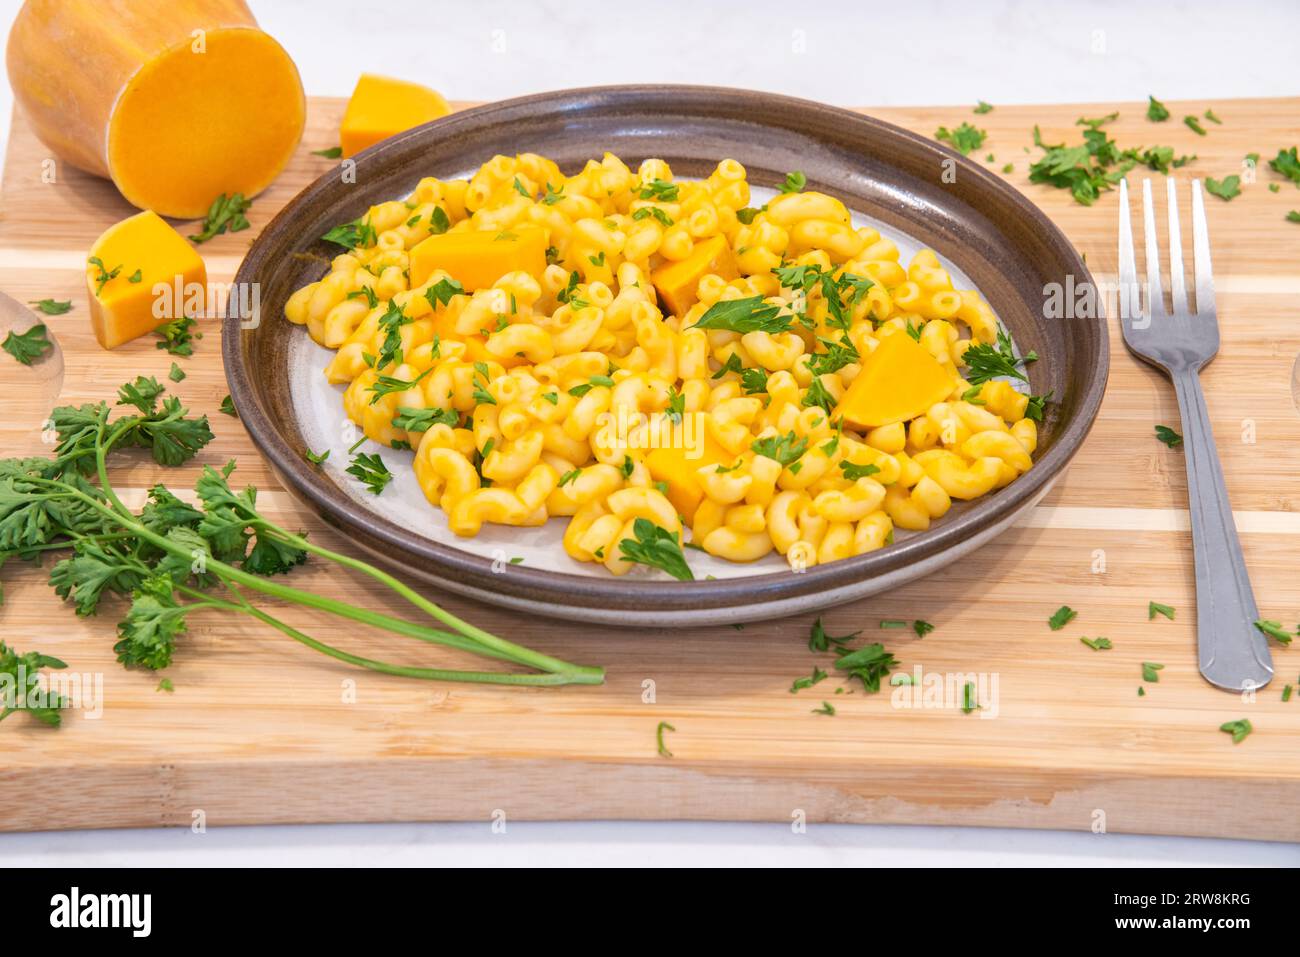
751;431;807;467
2;323;53;365
618;518;694;581
1146;95;1170;122
834;643;898;692
321;218;377;249
346;452;391;495
692;296;790;334
1148;601;1175;621
29;299;72;315
935;122;987;156
779;170;807;193
1048;605;1077;631
1220;719;1252;744
0;642;68;727
154;316;199;356
392;406;459;431
974;100;994;114
808;617;860;652
1269;147;1300;186
1155;425;1182;448
312;146;343;158
1254;619;1294;646
962;327;1034;385
1204;175;1241;201
1183;115;1208;136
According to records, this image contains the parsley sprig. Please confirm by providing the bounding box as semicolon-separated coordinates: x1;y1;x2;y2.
618;518;694;581
0;380;604;697
2;323;53;365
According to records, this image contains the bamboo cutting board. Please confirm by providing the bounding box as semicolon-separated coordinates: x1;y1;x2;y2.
2;96;1299;840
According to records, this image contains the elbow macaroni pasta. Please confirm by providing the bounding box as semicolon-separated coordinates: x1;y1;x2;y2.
286;152;1040;577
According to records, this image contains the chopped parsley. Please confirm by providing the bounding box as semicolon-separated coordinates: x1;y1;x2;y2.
1183;115;1207;136
692;295;791;334
1080;636;1112;651
962;327;1035;385
808;617;860;652
811;701;836;716
1155;425;1183;448
973;100;994;114
779;170;807;193
750;431;807;467
1204;175;1241;201
639;178;679;202
189;192;252;244
1254;620;1294;646
1048;605;1077;631
790;666;829;693
656;721;675;758
1146;95;1170;122
935;122;987;156
1219;719;1252;744
29;298;72;315
392;406;459;431
346;452;391;495
1148;601;1175;621
1142;662;1165;683
312;146;343;158
618;518;694;580
1269;147;1300;186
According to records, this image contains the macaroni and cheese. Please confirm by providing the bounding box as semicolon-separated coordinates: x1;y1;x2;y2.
285;152;1041;578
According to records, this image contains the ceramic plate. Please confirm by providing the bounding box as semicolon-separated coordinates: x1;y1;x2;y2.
224;85;1108;625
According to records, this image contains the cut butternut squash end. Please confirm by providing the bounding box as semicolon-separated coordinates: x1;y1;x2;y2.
87;211;207;350
106;28;305;219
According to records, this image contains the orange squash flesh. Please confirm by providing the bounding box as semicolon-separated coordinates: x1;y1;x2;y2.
646;432;734;524
7;0;304;218
837;331;955;430
409;226;549;291
340;74;451;158
650;235;738;317
87;211;207;350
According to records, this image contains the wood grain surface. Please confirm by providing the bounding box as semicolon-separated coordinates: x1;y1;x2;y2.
1;95;1298;839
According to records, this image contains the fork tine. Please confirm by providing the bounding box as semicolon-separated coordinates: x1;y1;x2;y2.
1167;179;1188;315
1191;179;1216;316
1118;178;1139;321
1141;179;1166;318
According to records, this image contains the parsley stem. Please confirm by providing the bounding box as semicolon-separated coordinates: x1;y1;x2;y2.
257;523;601;678
176;583;584;686
45;433;602;684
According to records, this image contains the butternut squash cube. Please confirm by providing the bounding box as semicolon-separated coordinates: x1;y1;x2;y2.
409;225;548;291
646;432;733;524
837;331;955;430
340;74;451;157
86;211;206;350
651;235;738;317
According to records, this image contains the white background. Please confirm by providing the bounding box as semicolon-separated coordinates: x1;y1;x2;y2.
1;0;1298;866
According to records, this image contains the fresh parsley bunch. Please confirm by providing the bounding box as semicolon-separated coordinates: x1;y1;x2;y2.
0;378;604;712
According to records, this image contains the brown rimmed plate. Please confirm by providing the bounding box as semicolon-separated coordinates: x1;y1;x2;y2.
224;85;1107;625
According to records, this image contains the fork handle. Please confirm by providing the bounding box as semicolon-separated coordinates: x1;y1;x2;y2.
1171;368;1274;690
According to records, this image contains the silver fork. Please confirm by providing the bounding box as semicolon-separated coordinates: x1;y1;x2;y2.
1118;178;1273;691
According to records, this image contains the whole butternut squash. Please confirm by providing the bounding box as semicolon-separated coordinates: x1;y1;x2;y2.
6;0;305;218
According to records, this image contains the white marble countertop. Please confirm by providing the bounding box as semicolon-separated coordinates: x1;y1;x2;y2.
1;0;1297;866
